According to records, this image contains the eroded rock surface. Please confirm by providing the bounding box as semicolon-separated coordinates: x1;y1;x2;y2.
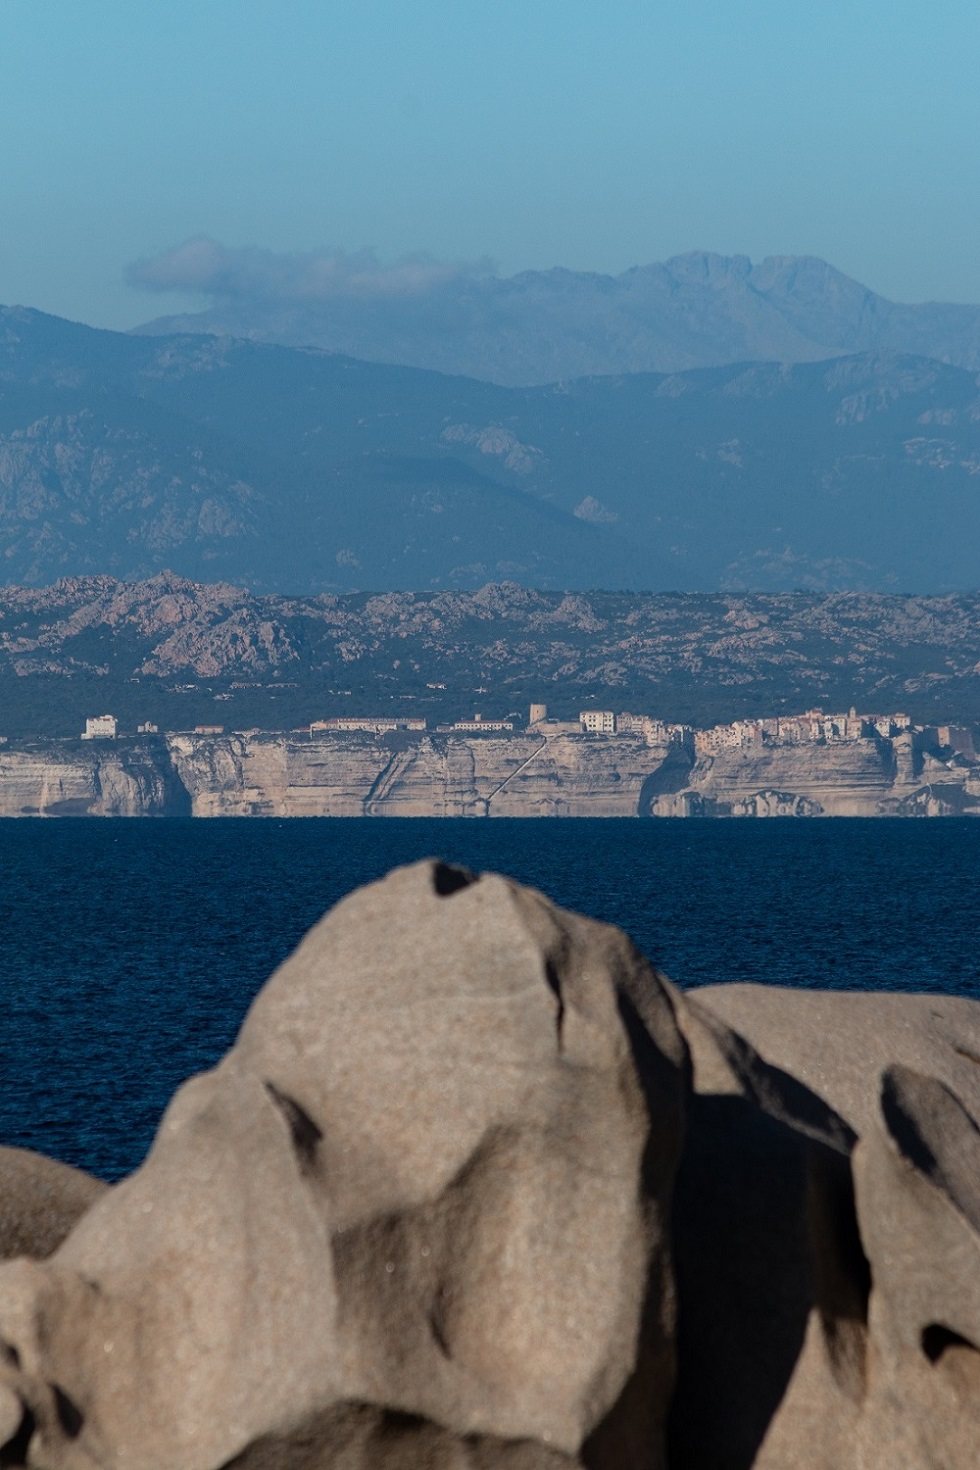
0;1149;107;1262
167;731;680;818
219;1404;580;1469
684;986;980;1468
1;729;978;819
0;740;190;817
3;871;980;1468
0;861;687;1470
695;983;980;1138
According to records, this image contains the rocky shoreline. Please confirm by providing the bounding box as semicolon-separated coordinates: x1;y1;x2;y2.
0;728;978;817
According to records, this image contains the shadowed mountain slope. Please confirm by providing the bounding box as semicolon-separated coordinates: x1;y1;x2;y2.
3;305;980;593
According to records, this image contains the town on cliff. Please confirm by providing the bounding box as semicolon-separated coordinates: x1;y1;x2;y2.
74;700;976;763
0;700;975;820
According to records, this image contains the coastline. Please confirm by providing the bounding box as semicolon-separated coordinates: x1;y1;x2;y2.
1;728;978;817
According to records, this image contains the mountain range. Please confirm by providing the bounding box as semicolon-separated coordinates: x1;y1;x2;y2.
2;575;979;737
135;249;980;385
2;304;980;594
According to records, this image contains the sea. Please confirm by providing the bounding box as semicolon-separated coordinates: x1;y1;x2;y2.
2;817;979;1181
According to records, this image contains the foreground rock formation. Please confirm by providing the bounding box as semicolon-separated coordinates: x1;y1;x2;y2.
0;1150;107;1263
1;864;979;1468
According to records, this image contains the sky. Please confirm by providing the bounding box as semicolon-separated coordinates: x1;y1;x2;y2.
2;0;979;329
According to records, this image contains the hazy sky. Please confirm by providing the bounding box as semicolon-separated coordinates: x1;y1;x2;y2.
3;0;979;328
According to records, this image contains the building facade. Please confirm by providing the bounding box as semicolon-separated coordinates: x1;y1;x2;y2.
81;715;117;740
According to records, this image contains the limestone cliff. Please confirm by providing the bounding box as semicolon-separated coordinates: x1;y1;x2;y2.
0;730;978;817
658;736;980;817
167;732;677;818
665;739;896;817
0;739;189;817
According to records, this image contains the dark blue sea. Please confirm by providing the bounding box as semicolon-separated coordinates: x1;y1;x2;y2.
2;817;979;1181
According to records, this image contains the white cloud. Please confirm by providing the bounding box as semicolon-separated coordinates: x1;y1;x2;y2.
126;237;494;304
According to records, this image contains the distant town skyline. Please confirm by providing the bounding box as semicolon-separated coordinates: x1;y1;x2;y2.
12;699;979;821
2;1;979;330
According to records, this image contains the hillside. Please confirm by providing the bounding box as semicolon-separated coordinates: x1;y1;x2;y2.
3;307;980;594
2;575;980;737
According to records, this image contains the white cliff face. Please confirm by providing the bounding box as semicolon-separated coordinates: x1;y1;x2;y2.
0;742;188;817
167;733;677;818
487;734;673;817
654;737;980;817
678;741;897;817
0;730;977;817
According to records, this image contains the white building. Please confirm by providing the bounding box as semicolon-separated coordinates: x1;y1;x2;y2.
452;719;514;732
617;714;686;746
313;717;427;734
694;720;761;756
532;719;584;735
871;712;912;738
695;725;740;756
81;715;117;740
580;710;616;734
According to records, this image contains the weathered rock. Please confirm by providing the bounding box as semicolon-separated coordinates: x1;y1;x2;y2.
219;1403;578;1469
0;741;190;818
0;1148;107;1261
664;993;867;1470
681;987;980;1468
1;726;979;819
0;861;687;1470
849;1065;980;1467
5;879;980;1469
167;731;679;818
694;983;980;1138
682;739;916;817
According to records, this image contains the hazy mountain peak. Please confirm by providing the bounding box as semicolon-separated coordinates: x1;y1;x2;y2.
131;244;980;386
662;251;754;287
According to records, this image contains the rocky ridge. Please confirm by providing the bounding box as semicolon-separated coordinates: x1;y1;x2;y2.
2;860;979;1467
4;576;980;737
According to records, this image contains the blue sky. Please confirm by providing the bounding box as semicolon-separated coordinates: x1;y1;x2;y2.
2;0;979;327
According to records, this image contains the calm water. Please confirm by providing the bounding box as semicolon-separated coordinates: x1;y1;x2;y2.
2;817;979;1180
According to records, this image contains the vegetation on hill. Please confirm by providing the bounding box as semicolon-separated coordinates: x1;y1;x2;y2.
2;575;979;738
2;307;980;594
